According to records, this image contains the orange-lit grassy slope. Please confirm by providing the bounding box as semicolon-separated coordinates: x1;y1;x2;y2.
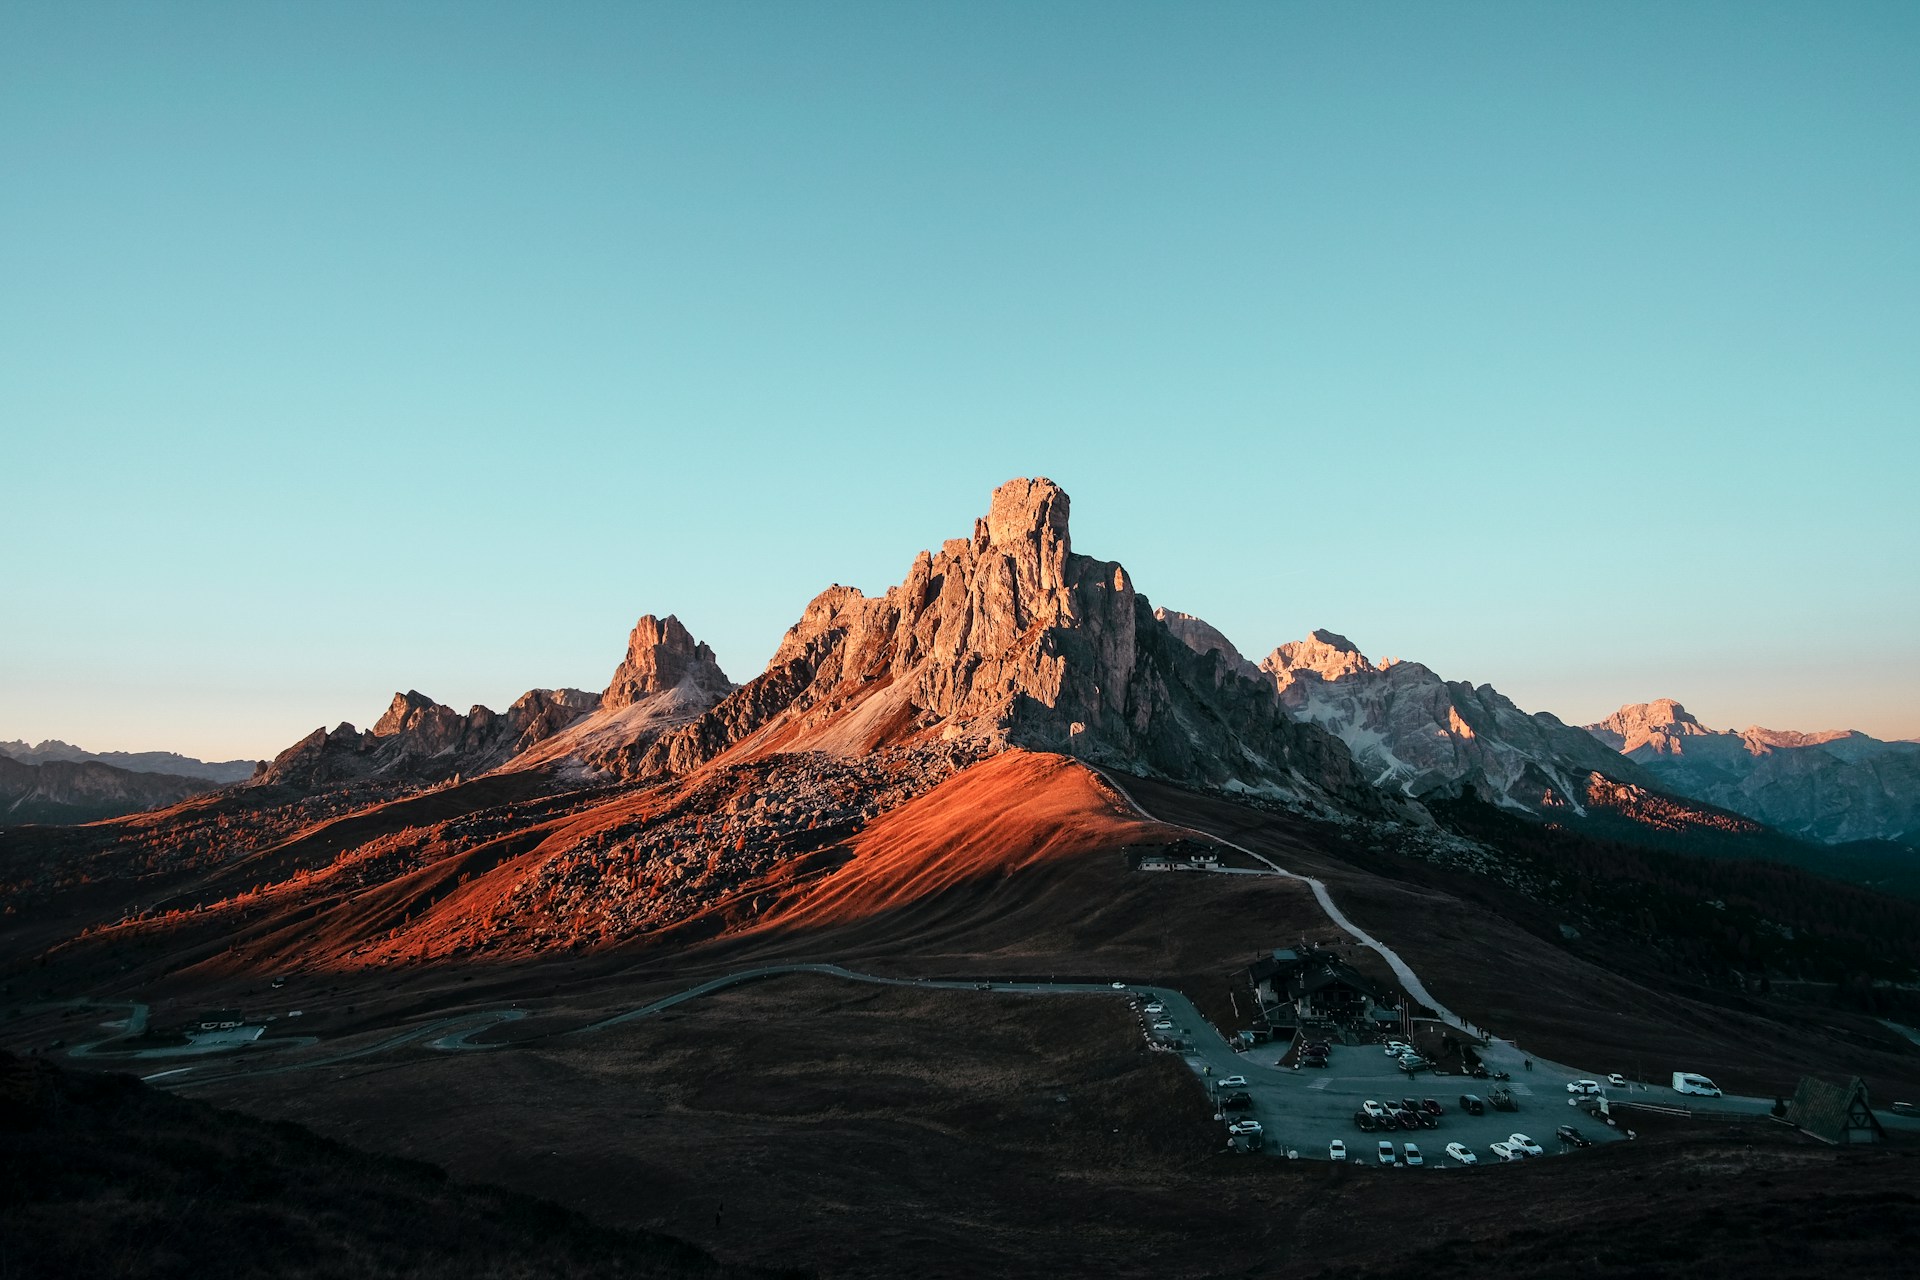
745;750;1182;933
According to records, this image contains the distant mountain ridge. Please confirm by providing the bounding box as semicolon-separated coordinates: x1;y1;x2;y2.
1585;699;1920;845
0;739;256;784
0;754;218;825
1248;627;1648;813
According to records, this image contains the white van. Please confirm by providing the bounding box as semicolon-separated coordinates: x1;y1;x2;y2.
1671;1071;1722;1097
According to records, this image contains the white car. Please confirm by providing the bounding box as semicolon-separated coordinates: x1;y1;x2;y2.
1384;1041;1411;1056
1362;1099;1388;1119
1445;1142;1477;1165
1567;1079;1601;1095
1376;1140;1397;1165
1218;1075;1248;1089
1508;1133;1544;1156
1489;1141;1521;1161
1402;1142;1424;1166
1607;1073;1628;1088
1328;1139;1347;1161
1144;1002;1165;1015
1227;1119;1263;1136
1151;1020;1174;1031
1111;981;1127;989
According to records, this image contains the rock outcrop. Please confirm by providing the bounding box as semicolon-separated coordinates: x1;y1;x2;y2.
502;615;736;777
1585;702;1920;845
631;478;1378;806
1261;630;1649;812
1153;608;1263;680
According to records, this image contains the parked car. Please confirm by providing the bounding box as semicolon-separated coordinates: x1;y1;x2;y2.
1227;1119;1263;1140
1555;1125;1591;1148
1151;1020;1175;1031
1489;1141;1521;1162
1220;1091;1253;1111
1445;1142;1478;1165
1403;1143;1424;1167
1398;1057;1431;1074
1508;1133;1544;1156
1143;1002;1165;1015
1395;1111;1421;1131
1304;1041;1331;1056
1376;1140;1398;1165
1302;1054;1329;1068
1458;1093;1486;1115
1354;1110;1379;1132
1607;1073;1628;1088
1362;1100;1388;1119
1567;1079;1601;1095
1329;1139;1347;1161
1218;1075;1248;1089
1384;1041;1412;1057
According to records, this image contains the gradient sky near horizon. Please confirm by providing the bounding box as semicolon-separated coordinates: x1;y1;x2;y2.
4;2;1918;761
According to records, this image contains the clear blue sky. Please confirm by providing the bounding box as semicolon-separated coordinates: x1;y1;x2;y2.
4;2;1916;760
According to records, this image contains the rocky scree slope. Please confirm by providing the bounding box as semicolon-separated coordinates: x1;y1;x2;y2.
627;478;1377;807
1257;629;1652;813
1587;699;1920;845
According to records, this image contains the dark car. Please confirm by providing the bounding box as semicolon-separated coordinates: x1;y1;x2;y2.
1303;1041;1331;1056
1399;1057;1431;1074
1420;1098;1444;1115
1220;1091;1253;1111
1459;1094;1486;1115
1302;1054;1329;1068
1394;1110;1421;1131
1556;1125;1591;1148
1354;1110;1379;1132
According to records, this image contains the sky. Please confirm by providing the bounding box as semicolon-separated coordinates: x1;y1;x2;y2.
3;2;1917;761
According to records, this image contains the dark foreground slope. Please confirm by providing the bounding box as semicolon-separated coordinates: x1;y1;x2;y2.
0;1050;789;1280
195;974;1920;1280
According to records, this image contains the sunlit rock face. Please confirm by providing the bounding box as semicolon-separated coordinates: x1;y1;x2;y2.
634;478;1377;805
603;614;734;711
1586;702;1920;844
1260;631;1646;812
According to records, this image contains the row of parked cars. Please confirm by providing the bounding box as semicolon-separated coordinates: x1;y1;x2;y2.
1354;1097;1442;1131
1329;1125;1590;1166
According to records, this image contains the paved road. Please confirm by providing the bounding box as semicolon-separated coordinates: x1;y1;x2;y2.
1091;768;1468;1031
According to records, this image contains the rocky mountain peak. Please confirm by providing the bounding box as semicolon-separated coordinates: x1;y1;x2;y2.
372;690;450;738
604;614;733;711
979;476;1071;568
630;477;1377;805
1583;699;1712;753
1261;629;1376;691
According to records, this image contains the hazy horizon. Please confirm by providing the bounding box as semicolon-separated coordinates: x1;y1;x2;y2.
5;3;1916;759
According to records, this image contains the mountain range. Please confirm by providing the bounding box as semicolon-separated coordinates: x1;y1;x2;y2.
5;478;1915;879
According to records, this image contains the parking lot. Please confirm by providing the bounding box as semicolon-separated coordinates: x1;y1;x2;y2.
1132;986;1630;1163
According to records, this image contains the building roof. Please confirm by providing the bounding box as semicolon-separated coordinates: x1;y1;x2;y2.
1285;962;1392;1005
1785;1076;1885;1144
